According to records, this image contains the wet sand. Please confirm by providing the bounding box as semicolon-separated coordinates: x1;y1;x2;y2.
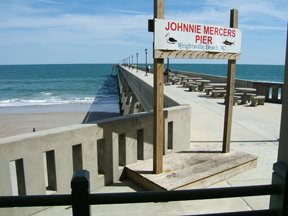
0;103;120;138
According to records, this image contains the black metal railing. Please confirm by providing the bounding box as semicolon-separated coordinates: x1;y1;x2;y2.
0;170;283;216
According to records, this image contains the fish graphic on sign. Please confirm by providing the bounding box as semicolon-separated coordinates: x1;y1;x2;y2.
165;32;177;44
223;39;235;46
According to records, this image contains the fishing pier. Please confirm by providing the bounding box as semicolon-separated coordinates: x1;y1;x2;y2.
0;63;286;215
0;0;287;215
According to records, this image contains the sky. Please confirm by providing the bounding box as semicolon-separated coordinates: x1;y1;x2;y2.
0;0;287;65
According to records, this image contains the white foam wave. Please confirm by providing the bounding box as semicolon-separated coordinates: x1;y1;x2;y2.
0;97;95;107
40;92;53;96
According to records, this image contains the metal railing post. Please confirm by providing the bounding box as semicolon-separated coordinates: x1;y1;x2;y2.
270;162;288;215
71;170;90;216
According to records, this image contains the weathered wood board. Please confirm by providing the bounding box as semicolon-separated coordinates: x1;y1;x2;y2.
125;149;258;191
154;50;241;60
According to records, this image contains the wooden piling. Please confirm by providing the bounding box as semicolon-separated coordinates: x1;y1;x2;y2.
153;0;164;174
222;9;239;153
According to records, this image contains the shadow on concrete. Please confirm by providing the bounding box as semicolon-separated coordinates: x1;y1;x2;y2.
82;75;120;123
82;111;120;123
106;178;146;192
131;170;153;175
217;102;226;105
217;101;263;107
178;150;222;154
198;94;216;99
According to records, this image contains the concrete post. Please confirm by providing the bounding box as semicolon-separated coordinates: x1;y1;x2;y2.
123;91;132;115
102;131;119;184
129;94;139;114
126;131;138;165
71;170;90;216
138;103;143;113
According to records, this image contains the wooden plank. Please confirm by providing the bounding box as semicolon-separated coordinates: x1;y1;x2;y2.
176;159;257;190
154;50;241;60
159;150;256;190
222;9;239;153
153;0;165;174
125;167;166;191
126;150;258;191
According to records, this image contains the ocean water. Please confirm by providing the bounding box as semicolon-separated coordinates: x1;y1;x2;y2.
159;64;285;83
0;64;119;108
0;64;285;109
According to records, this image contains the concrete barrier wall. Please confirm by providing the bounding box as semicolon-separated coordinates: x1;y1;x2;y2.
136;65;283;103
0;66;191;216
0;124;104;216
0;108;190;216
118;66;188;112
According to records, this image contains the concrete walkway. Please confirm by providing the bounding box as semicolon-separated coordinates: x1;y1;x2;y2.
35;67;281;215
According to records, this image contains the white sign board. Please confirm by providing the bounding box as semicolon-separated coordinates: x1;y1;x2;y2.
154;19;242;54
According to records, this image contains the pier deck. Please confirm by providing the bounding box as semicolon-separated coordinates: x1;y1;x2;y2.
37;66;281;215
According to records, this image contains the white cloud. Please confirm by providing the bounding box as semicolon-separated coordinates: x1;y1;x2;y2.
33;0;65;5
0;12;151;50
165;8;229;27
240;24;286;31
0;0;287;64
165;0;287;30
111;9;146;14
210;0;286;20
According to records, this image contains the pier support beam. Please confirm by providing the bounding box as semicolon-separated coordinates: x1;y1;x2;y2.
222;9;238;153
153;0;164;174
123;91;132;115
129;94;139;114
153;58;164;174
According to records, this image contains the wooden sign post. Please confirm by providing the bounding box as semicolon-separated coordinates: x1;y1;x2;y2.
222;9;239;153
153;0;164;174
151;2;241;174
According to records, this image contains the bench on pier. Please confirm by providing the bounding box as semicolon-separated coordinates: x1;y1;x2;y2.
189;84;198;92
182;79;196;87
185;81;198;88
224;94;241;106
206;87;225;96
234;92;244;96
205;87;213;95
186;81;198;88
211;89;226;98
170;77;181;85
182;80;189;87
251;95;265;107
247;93;257;103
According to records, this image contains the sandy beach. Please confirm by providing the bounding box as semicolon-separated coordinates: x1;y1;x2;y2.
0;103;120;138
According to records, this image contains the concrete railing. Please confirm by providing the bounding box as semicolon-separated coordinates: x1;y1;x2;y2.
118;66;184;113
0;66;191;216
0;124;103;215
137;65;283;104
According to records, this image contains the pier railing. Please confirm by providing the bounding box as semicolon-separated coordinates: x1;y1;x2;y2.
0;170;284;216
137;66;283;104
0;66;191;216
118;66;184;113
